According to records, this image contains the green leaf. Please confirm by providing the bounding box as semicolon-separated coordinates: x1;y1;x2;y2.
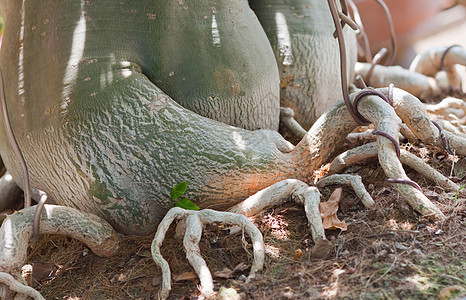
454;185;464;202
170;181;188;200
174;198;200;211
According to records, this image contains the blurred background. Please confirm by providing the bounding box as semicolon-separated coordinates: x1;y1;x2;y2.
353;0;466;67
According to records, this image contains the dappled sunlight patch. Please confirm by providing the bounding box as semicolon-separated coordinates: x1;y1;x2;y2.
388;219;398;230
264;244;280;259
261;212;289;240
322;268;345;298
405;274;432;292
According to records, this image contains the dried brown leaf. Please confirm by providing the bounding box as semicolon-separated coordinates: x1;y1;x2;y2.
320;188;347;231
173;271;199;282
214;268;235;279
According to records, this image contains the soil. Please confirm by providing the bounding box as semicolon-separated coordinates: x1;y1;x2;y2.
17;141;466;300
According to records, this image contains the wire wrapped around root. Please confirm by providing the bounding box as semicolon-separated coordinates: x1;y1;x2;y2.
354;63;439;99
151;207;264;300
329;142;461;194
346;88;445;220
0;205;119;299
410;45;466;91
386;87;466;155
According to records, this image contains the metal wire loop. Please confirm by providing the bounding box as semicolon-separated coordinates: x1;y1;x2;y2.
439;44;462;71
386;178;422;192
372;130;400;158
431;120;453;155
353;89;390;125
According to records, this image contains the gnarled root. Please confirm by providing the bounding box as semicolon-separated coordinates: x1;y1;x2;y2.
152;179;331;299
228;179;325;242
329;142;462;194
0;205;119;300
355;46;466;100
410;45;466;92
152;207;264;300
316;174;374;208
387;87;466;155
337;88;446;220
426;97;466;119
354;62;440;99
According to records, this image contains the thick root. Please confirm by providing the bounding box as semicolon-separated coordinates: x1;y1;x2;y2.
329;142;462;194
355;62;439;99
386;87;466;155
410;45;466;90
151;207;264;300
316;174;374;208
279;107;307;140
351;88;445;220
0;205;119;299
228;179;325;242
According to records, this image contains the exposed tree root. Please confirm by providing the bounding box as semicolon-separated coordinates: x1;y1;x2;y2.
151;207;264;300
410;45;466;92
426;97;466;118
316;174;374;207
280;107;307;140
329;142;462;194
355;62;439;99
0;272;44;300
386;87;466;155
434;119;466;135
355;46;466;100
228;179;325;242
349;88;446;219
0;205;119;300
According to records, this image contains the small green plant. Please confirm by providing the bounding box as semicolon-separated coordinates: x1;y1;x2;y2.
452;184;465;202
170;181;199;210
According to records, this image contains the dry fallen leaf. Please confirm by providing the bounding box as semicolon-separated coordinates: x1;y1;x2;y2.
293;249;303;260
437;285;463;300
173;271;199;283
319;188;347;231
310;238;333;259
233;262;249;272
214;268;235;279
214;263;250;279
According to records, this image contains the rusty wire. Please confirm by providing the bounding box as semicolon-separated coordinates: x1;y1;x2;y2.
0;68;31;209
327;0;370;126
365;47;388;85
386;178;422;192
346;0;372;63
373;0;397;66
439;44;462;71
32;189;48;241
0;67;47;241
431;120;453;155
